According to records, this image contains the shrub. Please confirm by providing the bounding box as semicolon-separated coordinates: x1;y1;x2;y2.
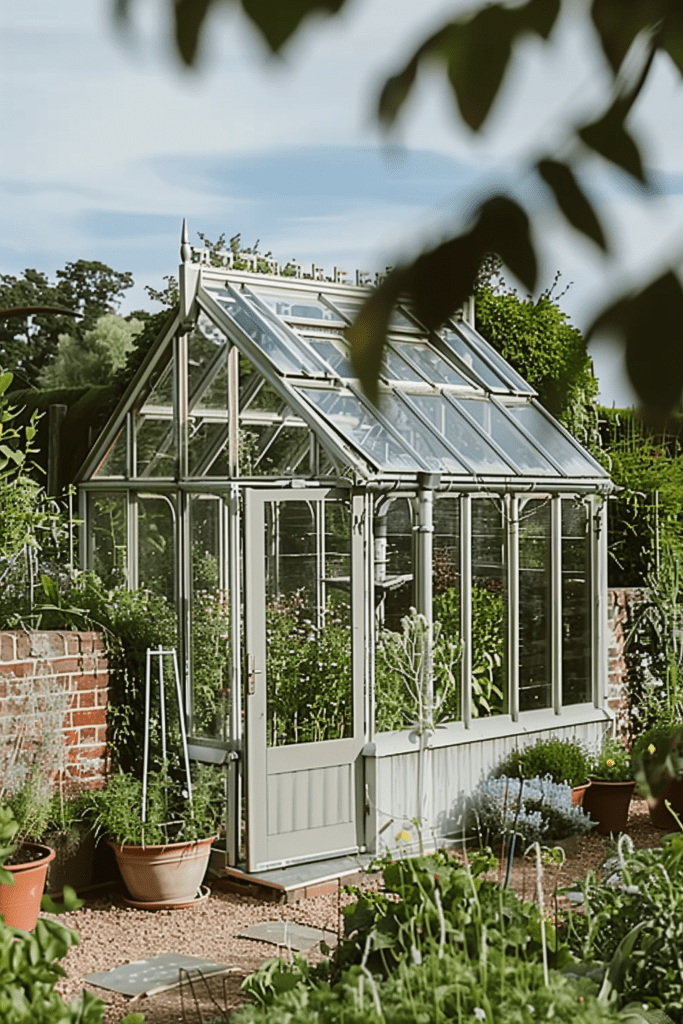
468;775;594;847
495;738;591;788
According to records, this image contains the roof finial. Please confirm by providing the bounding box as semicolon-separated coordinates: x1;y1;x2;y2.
180;218;191;264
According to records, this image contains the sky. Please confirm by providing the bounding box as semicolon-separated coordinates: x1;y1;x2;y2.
2;1;683;406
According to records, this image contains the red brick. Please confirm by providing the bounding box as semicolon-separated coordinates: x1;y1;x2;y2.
0;634;15;662
79;690;96;709
64;728;79;746
305;881;338;899
72;709;105;729
96;726;108;744
77;672;100;691
79;727;97;743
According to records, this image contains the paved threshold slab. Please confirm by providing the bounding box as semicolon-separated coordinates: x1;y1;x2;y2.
84;952;235;996
238;921;338;951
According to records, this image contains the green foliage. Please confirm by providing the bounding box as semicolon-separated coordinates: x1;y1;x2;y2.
631;723;683;802
87;764;221;845
599;409;683;587
589;738;632;782
495;738;591;788
565;833;683;1019
434;586;506;718
71;574;178;773
0;261;133;387
191;553;231;739
475;282;598;427
266;592;352;745
374;609;461;732
39;314;143;389
235;850;624;1024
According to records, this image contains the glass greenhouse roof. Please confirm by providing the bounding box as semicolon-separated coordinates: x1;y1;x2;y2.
85;268;610;487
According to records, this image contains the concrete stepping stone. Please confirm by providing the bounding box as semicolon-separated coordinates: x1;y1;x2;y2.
84;952;235;996
238;920;338;951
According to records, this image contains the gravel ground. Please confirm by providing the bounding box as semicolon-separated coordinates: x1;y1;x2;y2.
47;797;665;1024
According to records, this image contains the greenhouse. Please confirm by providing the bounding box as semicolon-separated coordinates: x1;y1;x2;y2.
78;227;613;874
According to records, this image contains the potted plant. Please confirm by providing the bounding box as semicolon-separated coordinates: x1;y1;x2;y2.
42;791;97;896
494;737;592;805
0;778;56;931
88;763;220;908
631;722;683;829
582;737;635;835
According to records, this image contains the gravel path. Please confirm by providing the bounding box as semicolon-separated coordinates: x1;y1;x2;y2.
47;798;665;1024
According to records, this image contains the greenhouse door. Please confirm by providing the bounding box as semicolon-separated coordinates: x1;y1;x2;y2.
244;488;365;872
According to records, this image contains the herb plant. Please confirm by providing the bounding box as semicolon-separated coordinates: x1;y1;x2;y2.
87;764;221;846
467;775;594;847
495;738;591;788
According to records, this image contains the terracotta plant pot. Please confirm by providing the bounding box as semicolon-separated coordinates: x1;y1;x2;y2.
0;843;55;931
571;784;589;807
582;780;635;835
108;836;215;906
648;777;683;830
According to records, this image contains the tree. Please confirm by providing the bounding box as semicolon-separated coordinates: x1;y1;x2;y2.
475;282;598;425
39;314;143;389
116;0;683;418
0;261;134;386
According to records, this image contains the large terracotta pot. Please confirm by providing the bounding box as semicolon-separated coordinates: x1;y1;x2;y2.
0;843;55;931
582;780;636;835
648;777;683;830
571;784;589;807
108;836;215;906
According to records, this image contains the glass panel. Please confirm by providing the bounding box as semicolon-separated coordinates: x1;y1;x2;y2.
138;495;175;602
265;498;352;746
381;346;424;382
408;394;513;474
328;296;417;332
189;322;228;410
215;289;323;374
457;320;535;393
458;399;558;476
471;498;507;717
240;353;282;413
440;326;511;390
188;419;229;477
243;423;310;476
506;403;603;477
94;427;127;477
562;500;592;705
88;492;127;587
518;499;552;711
136;362;175;477
250;286;344;324
392;341;472;386
432;496;462;723
305;337;353;377
190;495;231;740
297;388;421;471
377;393;466;472
375;497;413;634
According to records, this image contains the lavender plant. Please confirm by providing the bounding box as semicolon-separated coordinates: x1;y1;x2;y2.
468;775;594;847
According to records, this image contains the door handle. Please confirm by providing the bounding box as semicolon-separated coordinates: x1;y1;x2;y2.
247;654;262;695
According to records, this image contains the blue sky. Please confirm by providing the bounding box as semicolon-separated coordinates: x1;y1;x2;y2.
3;1;683;406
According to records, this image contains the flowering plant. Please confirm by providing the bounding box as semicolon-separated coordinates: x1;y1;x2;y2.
468;774;594;846
588;738;632;781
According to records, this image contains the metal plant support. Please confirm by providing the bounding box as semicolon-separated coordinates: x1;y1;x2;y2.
141;646;194;826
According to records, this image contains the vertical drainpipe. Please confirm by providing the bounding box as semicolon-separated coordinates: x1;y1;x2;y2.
594;495;608;711
551;496;563;715
508;495;520;722
415;472;440;837
460;494;472;728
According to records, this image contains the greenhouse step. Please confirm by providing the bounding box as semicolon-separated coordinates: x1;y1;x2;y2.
209;852;373;903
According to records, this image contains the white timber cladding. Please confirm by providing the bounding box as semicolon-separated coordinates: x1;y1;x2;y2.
77;235;613;871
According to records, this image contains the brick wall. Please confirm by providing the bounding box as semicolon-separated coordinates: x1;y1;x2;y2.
607;587;646;735
0;631;109;793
